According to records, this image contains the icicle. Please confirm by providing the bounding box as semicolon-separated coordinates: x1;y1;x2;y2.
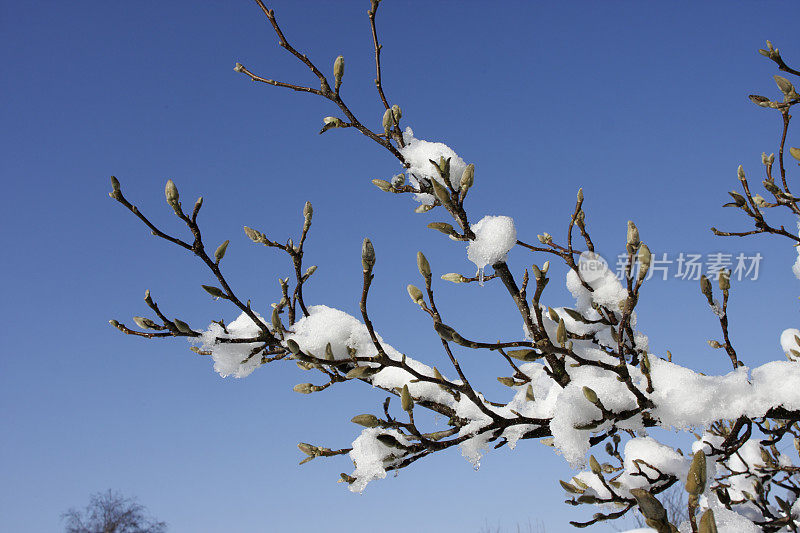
478;267;485;286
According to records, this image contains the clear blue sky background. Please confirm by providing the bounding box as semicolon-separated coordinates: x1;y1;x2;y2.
3;1;800;532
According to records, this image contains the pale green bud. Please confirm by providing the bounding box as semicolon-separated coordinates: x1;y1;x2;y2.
351;414;380;428
234;62;245;73
271;307;282;332
556;318;567;346
407;284;424;306
371;178;392;192
243;226;263;243
582;386;599;405
401;384;414;412
428;222;455;235
165;179;179;207
718;269;730;291
417;251;431;280
214;240;229;263
790;147;800;162
589;455;602;476
637;244;651;281
293;383;314;394
460;164;475;192
441;273;464;283
109;176;121;199
346;366;379;379
525;385;535;401
362;238;375;271
685;450;707;495
700;275;713;304
133;316;158;330
382;107;394;134
286;339;301;355
707;340;722;349
173;318;193;334
629;489;667;523
431;178;452;208
201;285;226;298
774;75;797;98
333;55;344;91
737;165;746;181
391;104;401;122
626;221;640;252
699;509;718;533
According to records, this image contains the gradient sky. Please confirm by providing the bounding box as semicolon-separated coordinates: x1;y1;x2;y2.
3;1;800;532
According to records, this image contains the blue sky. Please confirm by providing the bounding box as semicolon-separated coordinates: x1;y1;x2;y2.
2;1;800;532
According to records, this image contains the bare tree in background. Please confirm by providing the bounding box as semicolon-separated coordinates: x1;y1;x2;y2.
62;490;166;533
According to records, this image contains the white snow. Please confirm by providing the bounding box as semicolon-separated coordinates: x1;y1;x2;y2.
399;128;468;204
466;215;517;269
781;328;800;357
195;312;266;378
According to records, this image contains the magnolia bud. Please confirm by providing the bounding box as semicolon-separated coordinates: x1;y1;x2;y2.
202;285;226;298
401;384;414;412
165;179;179;208
626;221;640;252
243;226;262;243
685;450;707;495
497;377;516;387
271;307;282;332
428;222;455;235
700;275;713;304
582;386;599;405
718;269;730;291
629;489;667;523
133;316;158;330
774;75;796;97
542;261;550;274
303;201;313;223
286;339;301;355
173;318;193;334
214;240;229;263
362;238;375;271
637;244;651;281
556;318;567;346
346;366;379;379
589;455;602;476
460;164;475;192
525;384;535;401
371;178;393;192
790;147;800;162
351;414;380;428
707;340;722;349
293;383;314;394
737;165;746;181
382;108;394;135
333;55;344;91
407;284;424;306
699;509;718;533
391;104;402;122
577;188;584;204
109;176;121;197
417;251;431;280
431;179;452;208
234;62;245;73
441;273;464;283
